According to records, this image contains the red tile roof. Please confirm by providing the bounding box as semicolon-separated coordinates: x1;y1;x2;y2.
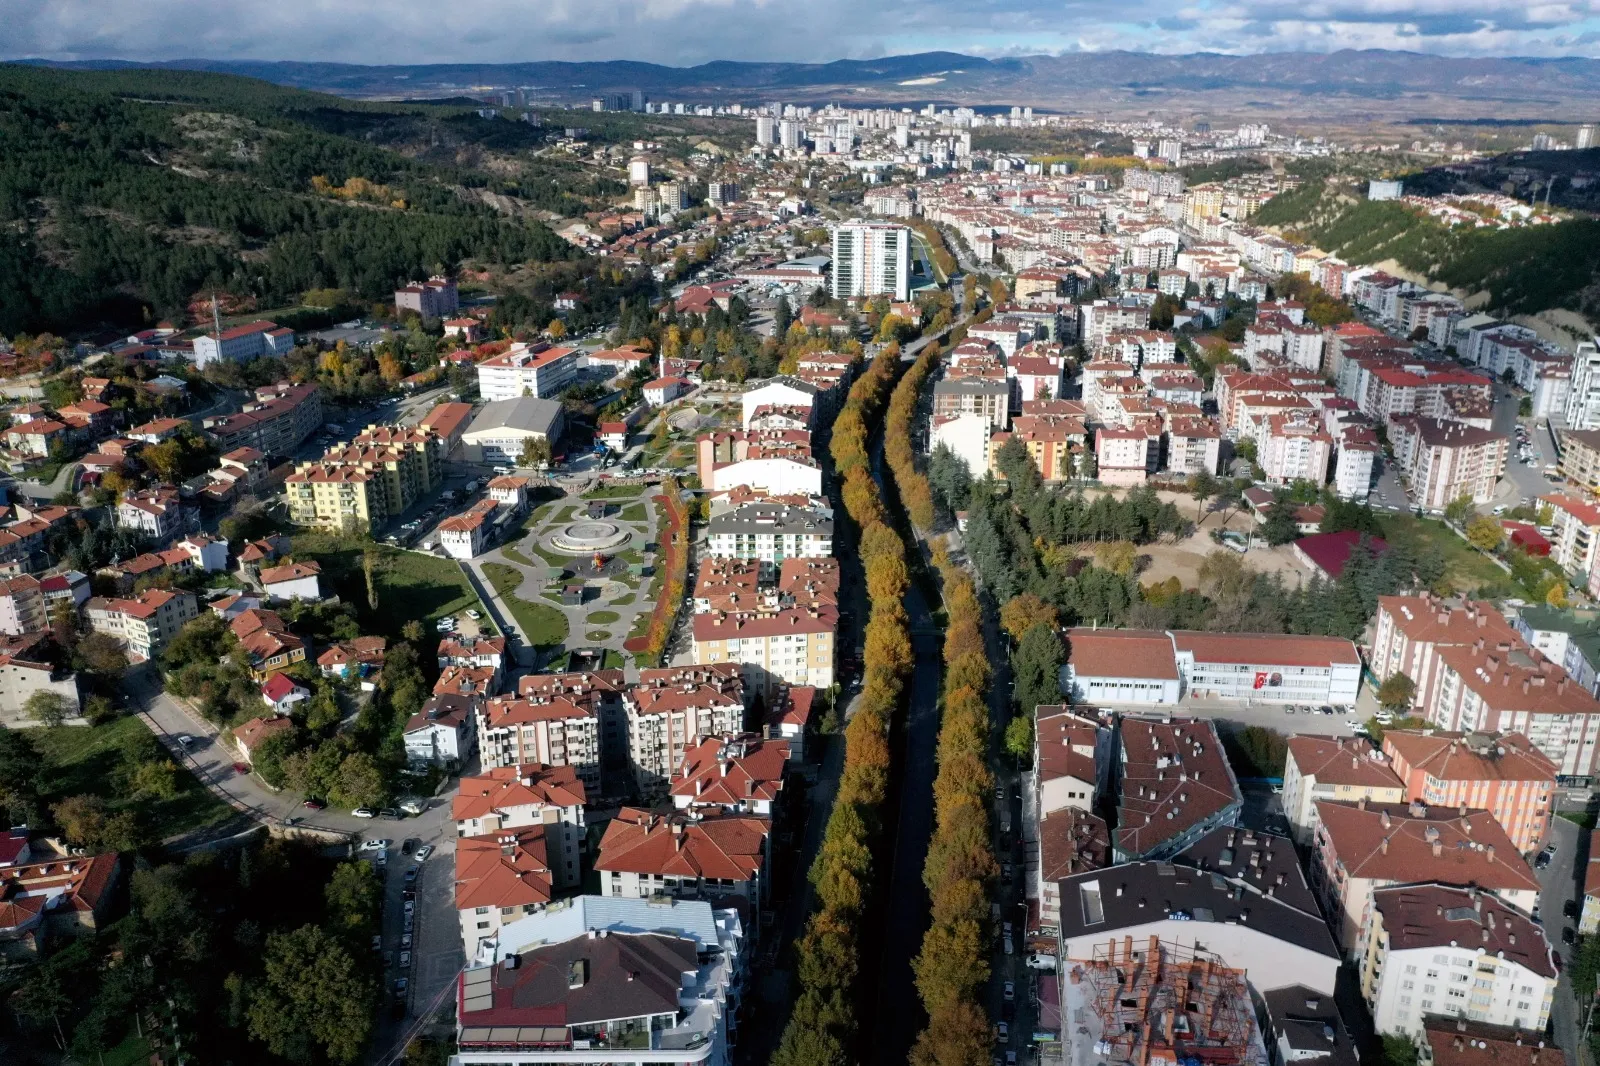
1314;801;1538;893
453;764;587;822
1065;628;1177;680
596;807;768;883
669;735;789;808
454;825;554;911
1292;530;1390;578
1287;735;1405;788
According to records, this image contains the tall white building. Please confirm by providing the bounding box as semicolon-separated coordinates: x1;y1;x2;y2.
755;115;775;145
830;222;911;301
778;119;801;149
1566;338;1600;430
1362;883;1555;1038
1579;125;1595;150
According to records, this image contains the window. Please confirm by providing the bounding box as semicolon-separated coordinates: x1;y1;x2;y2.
475;906;489;915
1404;965;1418;975
1421;1000;1434;1010
1448;989;1466;1000
1401;980;1415;991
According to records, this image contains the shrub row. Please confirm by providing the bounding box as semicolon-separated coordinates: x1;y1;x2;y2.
626;477;688;664
772;346;915;1066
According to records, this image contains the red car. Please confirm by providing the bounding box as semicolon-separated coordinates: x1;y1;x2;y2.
302;799;327;811
231;763;251;775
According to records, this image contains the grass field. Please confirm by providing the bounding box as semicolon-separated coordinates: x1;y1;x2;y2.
610;593;636;606
482;562;570;650
586;629;612;641
1376;514;1511;595
619;503;647;522
290;534;480;637
588;610;621;624
582;484;645;500
32;717;236;841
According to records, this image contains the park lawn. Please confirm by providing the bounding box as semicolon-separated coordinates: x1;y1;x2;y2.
611;594;637;606
501;543;538;567
619;503;647;523
586;630;612;641
32;717;236;840
290;534;480;637
582;484;645;500
588;610;621;624
1376;515;1511;596
482;563;570;650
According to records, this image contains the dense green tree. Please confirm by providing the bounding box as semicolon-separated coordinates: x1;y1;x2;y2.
248;924;375;1064
1011;623;1065;716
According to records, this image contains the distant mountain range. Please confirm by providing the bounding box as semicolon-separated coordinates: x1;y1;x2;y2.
22;51;1600;118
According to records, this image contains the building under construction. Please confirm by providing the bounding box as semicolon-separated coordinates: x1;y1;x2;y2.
1062;936;1267;1066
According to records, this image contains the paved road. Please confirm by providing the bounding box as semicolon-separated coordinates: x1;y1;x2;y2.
1537;815;1585;1066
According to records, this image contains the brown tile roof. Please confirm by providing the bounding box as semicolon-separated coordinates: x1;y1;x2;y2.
1378;595;1520;647
482;695;595;729
453;764;587;822
1115;718;1241;857
1423;1020;1560;1066
459;929;695;1029
0;852;119;934
260;560;321;585
434;665;498;698
454;825;554;911
1434;642;1600;719
596;807;767;882
1286;735;1406;789
1035;707;1101;786
669;735;789;807
1314;801;1538;893
1374;883;1555;977
1383;730;1557;785
1039;808;1111;881
1065;628;1178;680
630;664;745;718
233;715;294;752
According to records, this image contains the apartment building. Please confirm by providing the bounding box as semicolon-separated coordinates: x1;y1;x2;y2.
1390;418;1507;511
0;576;47;636
283;426;443;531
454;896;744;1066
669;734;789;817
202;382;323;455
625;665;748;797
1281;735;1406;844
704;504;833;575
1382;730;1556;854
454;824;556;958
1559;429;1600;494
1334;427;1380;500
1166;416;1222;476
932;377;1012;431
989;412;1087;481
1539;494;1600;580
116;486;184;542
476;343;582;402
1361;884;1555;1037
1112;717;1242;861
84;588;199;662
691;603;836;699
394;276;458;318
403;693;477;766
596;807;769;909
478;694;603;790
1310;801;1539;957
1425;639;1600;780
830;222;910;301
1371;595;1523;714
453;764;587;891
1262;412;1334;485
438;500;501;560
1095;426;1159;486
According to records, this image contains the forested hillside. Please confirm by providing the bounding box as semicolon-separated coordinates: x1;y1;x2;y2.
0;66;619;334
1253;174;1600;327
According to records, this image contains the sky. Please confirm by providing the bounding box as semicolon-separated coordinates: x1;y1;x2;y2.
5;0;1600;65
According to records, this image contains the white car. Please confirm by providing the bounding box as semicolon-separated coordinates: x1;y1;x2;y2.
352;807;376;818
466;609;482;620
1025;952;1058;972
359;839;390;851
415;845;434;861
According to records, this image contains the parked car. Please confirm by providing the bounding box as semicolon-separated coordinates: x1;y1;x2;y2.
1563;927;1576;945
352;807;376;818
1025;952;1058;972
231;762;252;774
379;807;401;819
401;838;419;855
399;951;411;968
359;839;389;851
1002;981;1015;1002
401;934;412;949
466;609;482;620
404;867;419;884
415;845;434;861
394;977;408;994
997;1021;1009;1043
302;799;327;810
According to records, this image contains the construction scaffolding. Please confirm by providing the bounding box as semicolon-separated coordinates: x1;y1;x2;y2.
1062;936;1267;1066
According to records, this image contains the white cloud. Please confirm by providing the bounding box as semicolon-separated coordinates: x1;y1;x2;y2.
0;0;1597;64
